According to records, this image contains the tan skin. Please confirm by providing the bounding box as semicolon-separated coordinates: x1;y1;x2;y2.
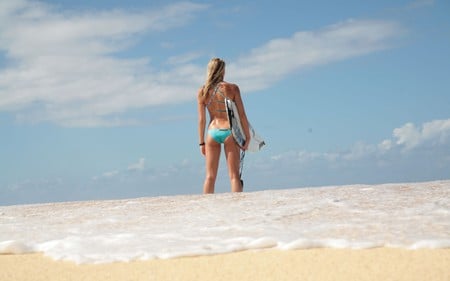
197;81;250;194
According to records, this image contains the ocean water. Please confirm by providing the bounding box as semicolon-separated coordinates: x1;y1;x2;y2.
0;180;449;264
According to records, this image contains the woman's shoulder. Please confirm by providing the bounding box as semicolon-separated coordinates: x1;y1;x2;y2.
197;85;206;102
221;82;240;95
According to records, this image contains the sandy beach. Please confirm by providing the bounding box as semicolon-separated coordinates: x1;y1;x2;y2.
1;248;449;281
2;181;449;280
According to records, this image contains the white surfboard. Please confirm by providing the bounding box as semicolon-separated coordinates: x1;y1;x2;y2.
225;99;265;152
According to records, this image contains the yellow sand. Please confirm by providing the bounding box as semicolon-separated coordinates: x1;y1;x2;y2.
1;248;449;281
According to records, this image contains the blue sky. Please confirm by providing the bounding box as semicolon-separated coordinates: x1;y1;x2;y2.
1;0;449;205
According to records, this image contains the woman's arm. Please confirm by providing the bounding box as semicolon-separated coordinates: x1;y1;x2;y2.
197;88;207;155
231;84;250;150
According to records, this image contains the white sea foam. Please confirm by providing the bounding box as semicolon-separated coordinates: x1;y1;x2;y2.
0;240;31;254
0;180;449;264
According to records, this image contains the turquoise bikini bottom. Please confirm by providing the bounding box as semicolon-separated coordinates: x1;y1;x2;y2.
208;128;232;144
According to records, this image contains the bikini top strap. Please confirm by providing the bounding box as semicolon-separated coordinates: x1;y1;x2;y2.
206;83;227;107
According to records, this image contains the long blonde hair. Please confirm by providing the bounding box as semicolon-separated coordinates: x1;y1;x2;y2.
200;58;225;101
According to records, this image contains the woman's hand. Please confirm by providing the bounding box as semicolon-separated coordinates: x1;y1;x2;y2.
241;140;249;151
200;144;206;156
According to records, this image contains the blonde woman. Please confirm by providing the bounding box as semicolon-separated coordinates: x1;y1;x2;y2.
197;58;250;193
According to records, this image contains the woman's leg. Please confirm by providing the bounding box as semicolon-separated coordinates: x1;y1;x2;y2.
203;134;221;194
224;136;242;192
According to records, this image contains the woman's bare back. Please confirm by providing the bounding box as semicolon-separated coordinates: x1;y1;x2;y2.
206;82;239;129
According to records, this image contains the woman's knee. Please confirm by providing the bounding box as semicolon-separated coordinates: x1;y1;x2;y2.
205;174;217;182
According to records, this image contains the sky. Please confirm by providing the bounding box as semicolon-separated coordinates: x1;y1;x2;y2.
1;0;449;206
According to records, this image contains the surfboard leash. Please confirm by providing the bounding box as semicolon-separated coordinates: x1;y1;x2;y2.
239;150;245;189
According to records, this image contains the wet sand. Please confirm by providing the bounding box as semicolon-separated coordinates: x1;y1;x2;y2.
1;248;449;281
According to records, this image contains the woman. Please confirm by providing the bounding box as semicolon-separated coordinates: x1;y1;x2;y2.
197;58;250;193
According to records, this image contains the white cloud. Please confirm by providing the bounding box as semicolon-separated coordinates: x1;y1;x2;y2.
378;139;393;152
0;2;402;127
93;157;196;182
4;119;449;205
262;119;450;186
0;1;207;127
87;118;450;192
128;158;146;172
408;0;435;9
91;170;119;181
391;119;450;150
392;123;422;149
228;19;403;91
167;52;203;65
272;119;450;162
342;142;377;161
1;1;207;59
103;170;119;177
95;170;119;180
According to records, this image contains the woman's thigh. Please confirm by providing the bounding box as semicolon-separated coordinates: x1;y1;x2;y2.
224;136;240;177
205;135;221;177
